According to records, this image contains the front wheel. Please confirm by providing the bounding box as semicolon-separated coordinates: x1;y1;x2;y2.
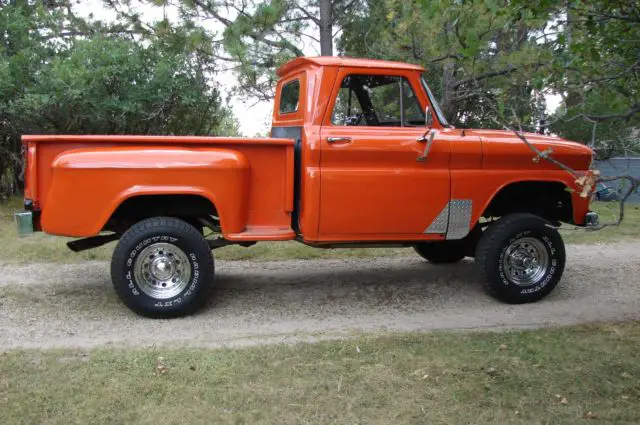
111;216;215;318
475;213;565;304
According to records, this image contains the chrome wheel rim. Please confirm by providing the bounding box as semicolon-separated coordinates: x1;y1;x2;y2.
134;243;191;299
502;237;549;286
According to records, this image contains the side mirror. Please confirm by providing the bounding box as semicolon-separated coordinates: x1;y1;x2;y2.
425;106;433;128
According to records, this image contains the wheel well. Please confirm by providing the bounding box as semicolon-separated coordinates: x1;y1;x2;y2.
482;181;573;225
104;194;218;233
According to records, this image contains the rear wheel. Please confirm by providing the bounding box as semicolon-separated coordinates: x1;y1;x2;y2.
111;216;214;318
476;213;565;304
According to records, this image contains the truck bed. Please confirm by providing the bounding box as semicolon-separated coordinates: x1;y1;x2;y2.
23;135;296;239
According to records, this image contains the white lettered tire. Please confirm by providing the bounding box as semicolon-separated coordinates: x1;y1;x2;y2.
475;213;566;304
111;217;214;318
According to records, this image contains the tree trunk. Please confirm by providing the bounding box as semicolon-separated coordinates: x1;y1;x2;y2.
319;0;333;56
564;0;582;108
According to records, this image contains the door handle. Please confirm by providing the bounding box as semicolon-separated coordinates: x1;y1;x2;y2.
327;136;352;143
417;131;435;162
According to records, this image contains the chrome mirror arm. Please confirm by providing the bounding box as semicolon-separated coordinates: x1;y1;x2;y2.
417;130;436;162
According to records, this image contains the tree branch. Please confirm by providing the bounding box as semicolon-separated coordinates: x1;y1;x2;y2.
584;105;640;122
295;5;320;25
334;0;357;19
428;53;462;63
571;7;639;24
297;31;320;43
39;28;144;41
453;65;519;88
192;0;304;56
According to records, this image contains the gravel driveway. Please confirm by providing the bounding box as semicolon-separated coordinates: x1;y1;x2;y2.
1;242;639;351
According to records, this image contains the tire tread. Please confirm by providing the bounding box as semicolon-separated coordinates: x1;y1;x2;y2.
110;216;214;318
476;213;565;303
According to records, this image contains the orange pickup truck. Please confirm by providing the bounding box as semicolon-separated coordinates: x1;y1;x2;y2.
16;57;598;317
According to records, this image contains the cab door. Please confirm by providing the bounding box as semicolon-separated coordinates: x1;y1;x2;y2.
318;69;451;240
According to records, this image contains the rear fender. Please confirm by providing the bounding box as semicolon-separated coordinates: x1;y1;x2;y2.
41;147;250;237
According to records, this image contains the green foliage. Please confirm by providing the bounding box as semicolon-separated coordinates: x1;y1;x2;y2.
107;0;639;141
338;0;551;128
550;90;638;158
118;0;359;100
512;0;640;156
11;37;236;136
124;0;638;154
0;1;238;198
338;0;638;156
167;0;309;100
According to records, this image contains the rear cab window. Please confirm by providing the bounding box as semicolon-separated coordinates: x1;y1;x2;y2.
279;80;300;114
273;72;306;128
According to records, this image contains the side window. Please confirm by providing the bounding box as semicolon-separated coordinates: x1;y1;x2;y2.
279;79;300;114
331;74;424;127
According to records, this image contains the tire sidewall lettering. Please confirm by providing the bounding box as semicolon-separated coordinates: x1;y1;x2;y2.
124;235;201;309
496;228;560;294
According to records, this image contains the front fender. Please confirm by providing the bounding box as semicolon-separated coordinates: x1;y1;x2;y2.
472;173;589;226
42;146;250;237
452;170;591;232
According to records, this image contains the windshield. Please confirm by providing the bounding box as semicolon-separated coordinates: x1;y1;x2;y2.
421;77;450;127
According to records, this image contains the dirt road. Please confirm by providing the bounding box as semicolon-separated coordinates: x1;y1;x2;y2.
1;242;638;351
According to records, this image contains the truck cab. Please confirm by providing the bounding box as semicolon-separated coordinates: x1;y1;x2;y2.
271;57;592;243
17;57;597;317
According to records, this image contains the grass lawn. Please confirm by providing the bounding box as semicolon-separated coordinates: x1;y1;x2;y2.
1;196;639;264
1;323;639;424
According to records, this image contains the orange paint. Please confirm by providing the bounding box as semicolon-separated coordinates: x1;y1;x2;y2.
22;57;594;243
24;136;294;239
